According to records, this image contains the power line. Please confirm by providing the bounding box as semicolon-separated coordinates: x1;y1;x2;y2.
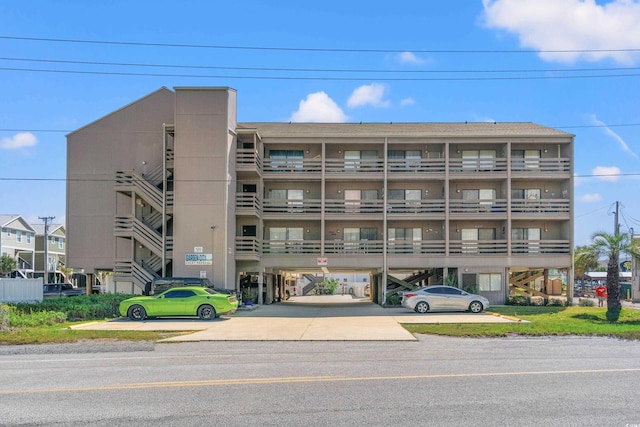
2;171;640;183
2;35;639;54
2;56;640;75
2;66;640;81
3;122;640;134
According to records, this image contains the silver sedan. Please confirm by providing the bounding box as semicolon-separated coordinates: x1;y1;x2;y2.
401;285;490;314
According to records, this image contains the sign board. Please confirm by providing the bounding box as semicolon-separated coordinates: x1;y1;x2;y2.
194;246;203;253
185;253;212;265
317;257;328;266
200;271;207;278
620;260;632;272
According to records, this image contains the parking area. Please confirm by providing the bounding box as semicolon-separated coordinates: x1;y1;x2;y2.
71;295;519;341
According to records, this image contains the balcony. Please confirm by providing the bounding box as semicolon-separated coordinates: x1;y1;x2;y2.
511;158;571;174
236;193;263;216
449;199;508;217
387;240;446;255
262;158;321;178
387;158;446;176
511;199;570;216
236;149;263;175
262;199;322;216
386;199;445;216
324;240;384;255
325;199;384;216
511;240;571;254
262;240;322;254
325;158;384;179
449;240;508;255
449;158;508;176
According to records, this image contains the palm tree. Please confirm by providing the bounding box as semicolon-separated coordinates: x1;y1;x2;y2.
584;231;640;314
574;245;599;279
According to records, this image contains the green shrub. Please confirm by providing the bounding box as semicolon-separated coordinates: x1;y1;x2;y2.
578;298;595;307
386;294;402;306
547;297;567;307
508;295;530;306
11;293;135;323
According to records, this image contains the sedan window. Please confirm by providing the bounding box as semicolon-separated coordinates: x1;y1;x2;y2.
441;287;463;295
424;287;444;294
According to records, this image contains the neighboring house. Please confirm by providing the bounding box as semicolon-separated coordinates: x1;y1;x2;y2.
66;87;574;304
32;224;67;283
0;214;36;278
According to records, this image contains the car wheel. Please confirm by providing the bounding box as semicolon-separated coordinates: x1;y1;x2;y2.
127;304;146;321
198;304;217;320
414;301;429;314
469;301;484;313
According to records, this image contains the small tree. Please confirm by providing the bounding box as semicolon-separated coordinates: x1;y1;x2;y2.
0;256;17;277
574;245;599;279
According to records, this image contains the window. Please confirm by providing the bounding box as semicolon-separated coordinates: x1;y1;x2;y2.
268;227;304;253
5;228;10;237
461;228;496;253
164;290;196;298
344;150;378;169
441;287;463;295
269;150;304;170
269;189;304;212
511;189;541;200
479;273;501;292
388;228;422;253
512;150;541;169
388;150;421;169
26;233;31;244
58;238;64;249
462;150;496;170
344;189;378;213
343;227;378;253
512;228;541;253
16;231;22;243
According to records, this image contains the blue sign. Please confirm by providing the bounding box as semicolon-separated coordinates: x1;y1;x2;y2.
185;253;212;265
620;260;631;272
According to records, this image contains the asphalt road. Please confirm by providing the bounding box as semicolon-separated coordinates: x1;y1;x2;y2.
1;335;639;426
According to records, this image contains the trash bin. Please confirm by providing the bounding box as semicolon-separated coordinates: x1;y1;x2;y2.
621;284;632;300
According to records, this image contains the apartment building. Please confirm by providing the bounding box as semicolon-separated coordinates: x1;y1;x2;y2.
66;87;574;304
0;214;36;278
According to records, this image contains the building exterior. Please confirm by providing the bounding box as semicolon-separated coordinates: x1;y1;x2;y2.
0;214;36;278
32;223;66;283
67;87;575;304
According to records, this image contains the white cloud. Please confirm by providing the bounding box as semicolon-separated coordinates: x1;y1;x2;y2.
347;84;390;108
0;132;37;150
482;0;640;64
579;193;603;203
592;165;621;182
397;51;426;64
290;92;348;123
400;97;416;106
589;114;638;158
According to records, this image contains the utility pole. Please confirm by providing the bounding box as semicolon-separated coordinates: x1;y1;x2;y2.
39;216;55;283
614;201;620;236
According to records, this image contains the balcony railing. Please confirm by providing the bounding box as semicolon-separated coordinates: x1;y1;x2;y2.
449;199;508;214
325;199;383;214
263;158;322;173
511;158;571;173
236;193;263;214
236;149;263;170
325;158;384;173
263;199;322;214
234;238;570;256
387;199;445;214
449;240;508;254
511;240;571;254
387;240;446;254
387;158;446;173
511;199;570;214
449;158;508;173
324;240;384;254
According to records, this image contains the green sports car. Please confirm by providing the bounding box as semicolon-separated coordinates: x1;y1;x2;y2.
119;286;238;321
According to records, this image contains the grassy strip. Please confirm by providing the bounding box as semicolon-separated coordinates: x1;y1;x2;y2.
0;323;185;345
402;306;640;340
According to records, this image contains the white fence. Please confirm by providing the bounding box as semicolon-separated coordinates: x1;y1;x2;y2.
0;278;44;303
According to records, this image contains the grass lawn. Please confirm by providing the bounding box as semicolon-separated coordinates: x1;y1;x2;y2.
402;306;640;340
0;322;184;345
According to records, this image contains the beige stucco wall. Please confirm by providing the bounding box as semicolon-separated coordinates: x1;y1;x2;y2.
66;88;175;272
171;87;237;288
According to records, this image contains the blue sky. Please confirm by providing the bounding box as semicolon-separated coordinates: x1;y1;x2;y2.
1;0;639;246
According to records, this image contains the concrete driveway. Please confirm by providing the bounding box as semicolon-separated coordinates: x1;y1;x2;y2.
71;295;519;341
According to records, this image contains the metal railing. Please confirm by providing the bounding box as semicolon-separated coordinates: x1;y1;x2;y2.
324;158;384;173
511;158;571;173
386;199;446;214
511;199;570;214
263;199;322;214
449;158;508;173
236;149;263;170
325;199;384;214
263;158;321;173
511;240;571;254
449;199;508;214
449;240;508;254
387;158;446;173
